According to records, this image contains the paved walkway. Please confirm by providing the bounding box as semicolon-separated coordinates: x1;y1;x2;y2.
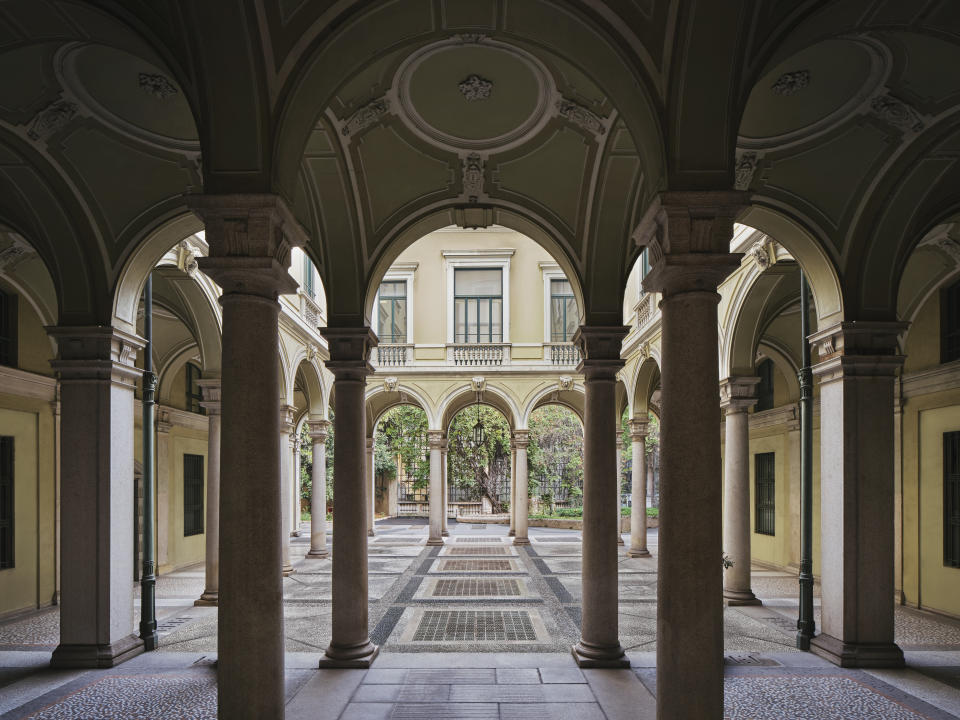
1;519;959;718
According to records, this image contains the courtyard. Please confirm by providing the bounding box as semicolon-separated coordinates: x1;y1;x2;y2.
1;520;958;719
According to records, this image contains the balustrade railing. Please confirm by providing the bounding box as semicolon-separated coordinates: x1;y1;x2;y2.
374;344;412;366
449;343;508;366
546;342;580;365
636;292;656;328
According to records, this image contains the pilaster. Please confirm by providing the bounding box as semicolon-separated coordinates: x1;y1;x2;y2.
196;378;222;607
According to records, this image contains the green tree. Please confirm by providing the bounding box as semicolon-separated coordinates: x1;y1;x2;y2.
375;405;429;490
448;405;511;512
528;405;583;507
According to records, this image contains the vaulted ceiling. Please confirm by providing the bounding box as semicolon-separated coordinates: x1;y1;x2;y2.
0;0;957;329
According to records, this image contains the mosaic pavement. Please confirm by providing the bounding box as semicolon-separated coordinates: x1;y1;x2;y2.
1;518;959;718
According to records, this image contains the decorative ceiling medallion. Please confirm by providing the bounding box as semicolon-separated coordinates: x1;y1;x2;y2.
556;99;605;136
458;75;493;101
341;98;390;136
26;99;78;142
139;72;179;100
770;70;810;96
869;93;924;133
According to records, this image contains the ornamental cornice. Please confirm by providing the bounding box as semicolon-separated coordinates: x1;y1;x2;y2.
628;418;648;441
719;376;760;412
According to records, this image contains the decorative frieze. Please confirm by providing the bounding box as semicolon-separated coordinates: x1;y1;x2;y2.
341;98;389;137
462;153;484;201
734;152;759;191
869;93;924;134
556;99;605;136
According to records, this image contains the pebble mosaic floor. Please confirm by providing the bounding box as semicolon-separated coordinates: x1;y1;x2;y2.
1;518;959;719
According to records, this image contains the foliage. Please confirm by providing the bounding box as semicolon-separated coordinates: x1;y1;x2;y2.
448;405;511;512
647;506;658;518
299;409;334;509
527;405;583;505
375;405;429;490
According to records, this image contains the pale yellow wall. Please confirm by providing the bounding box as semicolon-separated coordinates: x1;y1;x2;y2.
16;296;54;376
165;364;189;412
0;398;56;616
390;228;561;349
904;292;940;373
165;431;208;571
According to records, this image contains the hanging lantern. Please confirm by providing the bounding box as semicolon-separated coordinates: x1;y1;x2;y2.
472;396;485;446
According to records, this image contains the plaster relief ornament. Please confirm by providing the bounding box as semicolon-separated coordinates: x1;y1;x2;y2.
177;241;199;275
747;241;771;270
341;98;390;136
734;152;759;191
870;94;925;133
770;70;810;96
0;237;35;271
470;376;486;392
27;99;78;142
558;376;574;391
455;33;486;44
383;377;398;393
462;153;484;202
556;99;605;136
458;75;493;102
139;72;179;100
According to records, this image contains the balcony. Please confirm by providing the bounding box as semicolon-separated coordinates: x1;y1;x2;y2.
448;343;510;366
373;344;413;367
299;292;323;328
546;342;580;366
635;292;656;329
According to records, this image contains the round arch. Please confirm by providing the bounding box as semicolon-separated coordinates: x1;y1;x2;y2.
365;382;437;437
630;356;660;420
151;265;222;377
439;383;521;433
521;382;585;428
293;358;327;417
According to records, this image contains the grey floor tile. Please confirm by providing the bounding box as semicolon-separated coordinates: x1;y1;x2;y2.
538;667;586;684
339;702;393;720
352;684;402;702
499;702;606;720
495;668;541;684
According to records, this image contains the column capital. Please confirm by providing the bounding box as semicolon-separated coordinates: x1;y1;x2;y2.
810;321;908;382
427;430;445;449
280;404;296;433
320;326;377;380
636;191;747;296
573;326;629;379
512;429;530;448
191;194;306;299
616;436;624;451
307;419;330;442
719;376;760;413
628;419;648;440
47;325;144;386
197;378;222;415
366;437;374;451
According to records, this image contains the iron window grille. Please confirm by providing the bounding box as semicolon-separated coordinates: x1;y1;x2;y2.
377;280;407;344
945;431;960;568
0;289;17;368
754;452;775;536
941;279;960;364
0;436;12;569
454;268;503;344
550;279;578;342
756;358;775;412
183;453;204;537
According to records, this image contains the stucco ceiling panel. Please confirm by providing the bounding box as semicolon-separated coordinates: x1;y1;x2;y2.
440;0;498;30
884;32;960;112
0;43;60;124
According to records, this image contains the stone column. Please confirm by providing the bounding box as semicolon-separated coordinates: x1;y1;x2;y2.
809;322;907;668
427;431;445;545
513;431;530;545
640;191;747;716
441;439;449;535
196;379;222;606
508;441;517;536
319;327;379;668
48;327;145;668
571;326;629;667
366;438;376;537
720;377;761;606
616;436;625;545
292;437;302;536
627;419;650;557
192;194;304;718
280;405;295;576
307;420;330;558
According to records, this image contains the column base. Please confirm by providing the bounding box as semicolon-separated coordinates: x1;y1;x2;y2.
810;633;904;668
723;588;762;607
512;537;530;546
291;531;301;537
441;531;449;537
51;635;144;668
319;640;380;668
306;549;329;559
571;641;630;668
626;547;651;558
282;565;295;576
617;536;625;546
368;529;376;537
507;529;515;536
194;591;219;607
426;538;445;546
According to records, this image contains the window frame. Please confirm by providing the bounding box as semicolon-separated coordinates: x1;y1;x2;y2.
444;250;512;345
945;431;960;568
373;263;416;345
185;362;204;415
453;267;504;344
302;253;316;300
183;453;204;537
376;280;408;344
0;436;13;569
549;278;577;343
754;451;776;536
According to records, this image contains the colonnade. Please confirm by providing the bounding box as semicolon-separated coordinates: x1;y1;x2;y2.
45;192;908;720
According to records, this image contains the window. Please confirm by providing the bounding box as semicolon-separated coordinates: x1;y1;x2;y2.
303;254;316;300
756;358;775;412
185;362;204;415
377;280;407;344
755;452;775;536
945;431;960;568
454;268;503;343
183;454;204;536
550;279;577;342
942;279;960;363
0;437;12;569
0;289;16;368
640;247;651;281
